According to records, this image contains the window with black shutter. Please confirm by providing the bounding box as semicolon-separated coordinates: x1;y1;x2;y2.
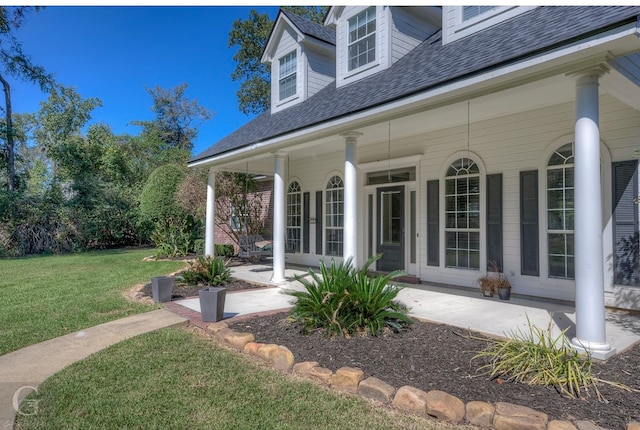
486;174;503;271
612;160;639;286
427;180;439;266
520;170;539;276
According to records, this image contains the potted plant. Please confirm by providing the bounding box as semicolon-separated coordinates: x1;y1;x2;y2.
179;255;231;322
151;276;175;303
477;261;511;300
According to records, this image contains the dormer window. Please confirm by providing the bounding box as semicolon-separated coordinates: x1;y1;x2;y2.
348;7;376;71
278;51;297;101
462;6;498;21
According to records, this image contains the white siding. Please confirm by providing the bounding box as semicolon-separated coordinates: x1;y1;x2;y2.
281;95;640;310
306;46;335;98
390;7;438;64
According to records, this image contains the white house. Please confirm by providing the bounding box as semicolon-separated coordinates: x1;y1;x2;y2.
189;6;640;357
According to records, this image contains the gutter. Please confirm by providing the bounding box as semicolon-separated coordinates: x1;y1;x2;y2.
189;19;640;170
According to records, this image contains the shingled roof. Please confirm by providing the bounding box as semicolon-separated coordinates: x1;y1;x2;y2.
280;9;335;46
191;6;640;164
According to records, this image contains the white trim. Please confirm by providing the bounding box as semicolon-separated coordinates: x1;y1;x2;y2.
189;23;639;170
439;151;487;273
359;154;423;173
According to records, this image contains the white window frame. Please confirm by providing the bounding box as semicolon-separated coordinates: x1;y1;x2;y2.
546;142;575;280
287;180;302;253
278;50;297;102
444;157;481;270
347;7;377;73
325;175;344;257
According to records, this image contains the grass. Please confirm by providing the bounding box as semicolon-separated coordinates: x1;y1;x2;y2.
15;327;467;430
0;248;186;355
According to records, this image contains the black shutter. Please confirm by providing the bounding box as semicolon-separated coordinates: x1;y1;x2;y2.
303;192;310;254
487;174;503;271
612;160;639;286
520;170;539;276
427;180;439;266
315;191;323;255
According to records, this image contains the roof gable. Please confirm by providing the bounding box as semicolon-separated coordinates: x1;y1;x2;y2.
262;9;335;64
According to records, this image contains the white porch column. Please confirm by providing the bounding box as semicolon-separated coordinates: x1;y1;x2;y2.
342;131;362;268
204;168;216;257
570;66;614;358
271;152;287;285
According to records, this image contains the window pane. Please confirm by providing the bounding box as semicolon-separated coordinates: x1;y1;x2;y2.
348;7;376;71
549;255;566;278
444;159;481;269
547;169;564;189
547;210;564;230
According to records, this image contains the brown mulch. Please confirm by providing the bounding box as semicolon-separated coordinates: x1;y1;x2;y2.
141;278;263;300
229;311;640;429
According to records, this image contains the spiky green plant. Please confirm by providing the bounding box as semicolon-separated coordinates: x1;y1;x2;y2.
178;255;231;286
473;317;631;400
286;254;412;337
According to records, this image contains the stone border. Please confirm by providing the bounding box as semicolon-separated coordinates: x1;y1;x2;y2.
203;321;639;430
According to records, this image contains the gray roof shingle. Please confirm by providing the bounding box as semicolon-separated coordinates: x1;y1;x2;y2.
191;6;640;163
281;9;335;45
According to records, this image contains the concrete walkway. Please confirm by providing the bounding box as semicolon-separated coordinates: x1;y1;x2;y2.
0;309;187;430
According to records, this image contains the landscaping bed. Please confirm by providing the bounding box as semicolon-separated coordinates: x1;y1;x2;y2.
229;311;640;429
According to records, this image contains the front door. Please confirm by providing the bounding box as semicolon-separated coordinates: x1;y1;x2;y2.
377;186;404;272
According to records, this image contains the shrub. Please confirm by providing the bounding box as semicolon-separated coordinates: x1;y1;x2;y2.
474;317;620;400
178;255;231;286
139;164;186;223
215;244;235;258
151;215;201;259
286;254;412;337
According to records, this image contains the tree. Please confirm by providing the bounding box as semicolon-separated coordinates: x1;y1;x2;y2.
35;85;102;185
214;171;268;248
0;6;55;191
131;83;212;156
228;6;329;115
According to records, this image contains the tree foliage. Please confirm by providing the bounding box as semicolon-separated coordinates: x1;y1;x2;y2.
0;6;55;191
228;7;329;115
214;171;268;248
131;83;212;155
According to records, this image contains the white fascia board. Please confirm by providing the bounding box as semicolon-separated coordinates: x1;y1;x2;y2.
190;22;640;170
261;13;303;64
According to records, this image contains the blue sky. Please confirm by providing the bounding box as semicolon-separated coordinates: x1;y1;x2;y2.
10;6;280;157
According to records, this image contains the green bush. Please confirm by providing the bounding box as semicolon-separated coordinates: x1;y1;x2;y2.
190;241;234;257
139;164;186;223
151;216;201;259
215;243;235;257
178;255;231;286
474;318;616;400
286;255;412;337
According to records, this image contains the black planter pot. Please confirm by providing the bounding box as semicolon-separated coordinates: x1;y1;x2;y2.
151;276;174;303
199;287;227;322
498;287;511;300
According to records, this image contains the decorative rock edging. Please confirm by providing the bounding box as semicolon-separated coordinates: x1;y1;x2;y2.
204;322;637;430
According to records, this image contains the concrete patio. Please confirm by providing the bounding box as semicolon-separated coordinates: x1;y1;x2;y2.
175;262;640;358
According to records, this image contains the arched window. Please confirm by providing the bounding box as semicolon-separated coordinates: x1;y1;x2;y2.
286;181;302;252
325;175;344;256
445;157;480;269
547;143;574;279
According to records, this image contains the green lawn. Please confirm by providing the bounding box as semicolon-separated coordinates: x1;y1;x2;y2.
0;248;186;355
15;327;466;430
